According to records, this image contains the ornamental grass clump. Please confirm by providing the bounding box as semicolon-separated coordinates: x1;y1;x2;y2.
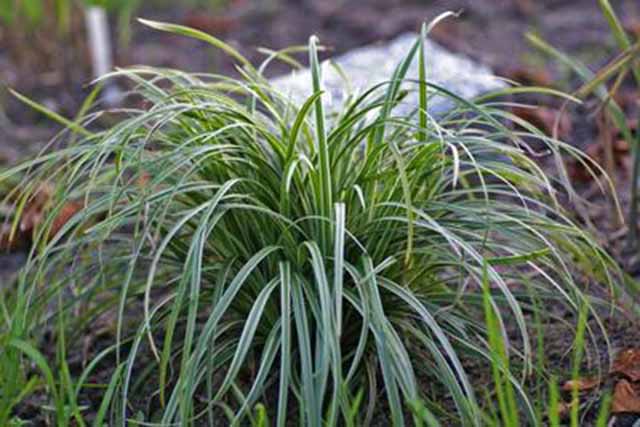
0;17;622;426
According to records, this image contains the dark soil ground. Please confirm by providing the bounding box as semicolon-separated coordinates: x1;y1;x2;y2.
2;0;640;425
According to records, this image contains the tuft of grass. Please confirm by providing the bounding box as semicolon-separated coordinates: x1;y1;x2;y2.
482;261;519;427
548;376;561;427
0;15;623;425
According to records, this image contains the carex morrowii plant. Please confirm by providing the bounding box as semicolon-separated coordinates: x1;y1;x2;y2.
0;16;623;426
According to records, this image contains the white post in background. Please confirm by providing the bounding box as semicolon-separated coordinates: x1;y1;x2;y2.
84;6;121;106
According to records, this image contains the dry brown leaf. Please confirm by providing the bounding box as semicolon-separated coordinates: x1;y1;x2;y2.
568;164;591;184
568;121;637;182
14;182;83;241
19;182;53;233
589;140;630;160
0;223;21;251
555;399;577;420
501;65;553;87
511;106;572;140
612;349;640;382
614;139;630;153
49;201;83;239
574;138;632;182
561;377;601;392
136;171;151;189
612;379;640;414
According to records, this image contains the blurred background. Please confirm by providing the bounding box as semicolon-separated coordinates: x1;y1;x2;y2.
0;0;638;165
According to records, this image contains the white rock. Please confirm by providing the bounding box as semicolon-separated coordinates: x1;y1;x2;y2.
272;33;504;116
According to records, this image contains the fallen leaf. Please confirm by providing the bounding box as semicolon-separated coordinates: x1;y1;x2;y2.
612;379;640;414
568;124;637;183
15;183;83;241
511;106;573;139
20;182;53;233
49;201;83;239
614;139;630;153
568;163;592;184
562;377;601;392
136;171;151;188
568;141;605;183
0;224;21;251
612;349;640;382
501;65;553;87
576;137;632;181
588;141;625;162
555;399;577;420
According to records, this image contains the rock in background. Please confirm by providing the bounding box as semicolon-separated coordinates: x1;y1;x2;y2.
272;32;505;116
